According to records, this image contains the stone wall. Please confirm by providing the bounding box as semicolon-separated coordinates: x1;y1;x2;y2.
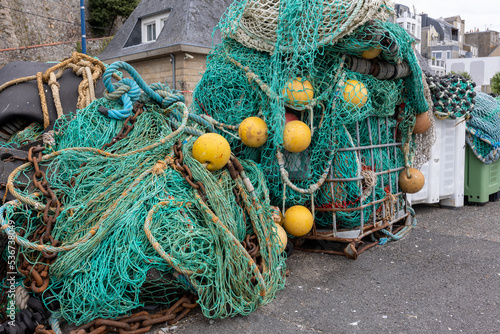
0;37;113;66
0;0;116;67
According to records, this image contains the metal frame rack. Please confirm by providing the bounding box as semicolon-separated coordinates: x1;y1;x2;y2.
295;116;414;259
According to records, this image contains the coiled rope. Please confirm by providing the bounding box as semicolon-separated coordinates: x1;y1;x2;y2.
102;61;185;119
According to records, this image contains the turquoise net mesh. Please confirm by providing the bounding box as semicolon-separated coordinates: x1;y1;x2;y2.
2;97;287;325
466;92;500;164
193;0;427;230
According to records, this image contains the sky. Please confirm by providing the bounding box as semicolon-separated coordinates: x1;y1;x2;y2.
395;0;500;33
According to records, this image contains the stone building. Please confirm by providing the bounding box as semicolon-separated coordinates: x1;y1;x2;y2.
443;16;466;54
0;0;115;68
421;14;460;60
465;30;500;57
98;0;233;106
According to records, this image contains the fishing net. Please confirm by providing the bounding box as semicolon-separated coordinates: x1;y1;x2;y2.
466;92;500;164
1;66;286;325
412;73;436;170
6;123;44;146
425;73;476;120
194;0;428;230
220;0;394;53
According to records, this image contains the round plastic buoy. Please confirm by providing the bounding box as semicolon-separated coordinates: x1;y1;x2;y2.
342;79;368;108
413;111;432;134
283;205;313;237
361;47;382;60
192;133;231;171
398;168;425;194
283;120;311;153
282;78;314;105
238;117;268;147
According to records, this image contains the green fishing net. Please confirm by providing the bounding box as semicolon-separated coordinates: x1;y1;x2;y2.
2;97;286;325
193;0;427;230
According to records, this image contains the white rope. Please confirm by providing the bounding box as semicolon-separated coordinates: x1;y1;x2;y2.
15;285;30;310
360;169;377;202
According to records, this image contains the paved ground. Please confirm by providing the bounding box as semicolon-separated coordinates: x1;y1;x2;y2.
62;202;500;334
157;202;500;334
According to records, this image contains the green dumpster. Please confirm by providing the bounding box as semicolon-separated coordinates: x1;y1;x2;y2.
464;145;500;204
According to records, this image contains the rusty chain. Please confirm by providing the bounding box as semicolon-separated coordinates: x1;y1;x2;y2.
172;140;207;202
101;103;145;150
241;234;264;285
69;294;198;334
35;325;56;334
2;155;29;163
16;146;61;295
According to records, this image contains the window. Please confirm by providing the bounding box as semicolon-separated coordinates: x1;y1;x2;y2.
447;51;451;59
432;51;442;59
141;11;170;44
146;23;156;42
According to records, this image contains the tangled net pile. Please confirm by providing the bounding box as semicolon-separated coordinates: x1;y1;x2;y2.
466;92;500;164
1;61;286;326
425;73;476;120
194;0;428;229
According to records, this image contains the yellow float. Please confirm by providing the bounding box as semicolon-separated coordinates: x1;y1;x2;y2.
282;77;314;105
412;111;432;134
192;133;231;171
398;168;425;194
273;223;288;253
283;205;313;237
342;79;368;108
361;47;382;60
283;120;311;153
238;117;268;147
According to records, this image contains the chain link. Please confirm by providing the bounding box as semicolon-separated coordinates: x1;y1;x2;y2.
101;103;145;150
70;294;197;334
241;234;264;284
17;146;61;295
2;155;29;163
172;140;207;201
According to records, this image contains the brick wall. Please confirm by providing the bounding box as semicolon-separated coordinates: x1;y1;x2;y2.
121;51;208;107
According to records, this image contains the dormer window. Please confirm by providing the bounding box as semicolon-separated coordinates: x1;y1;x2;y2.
141;11;170;43
145;22;156;42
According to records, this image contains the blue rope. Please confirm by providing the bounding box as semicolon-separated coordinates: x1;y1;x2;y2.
378;208;417;245
102;61;185;119
176;273;197;294
466;128;500;164
49;313;63;334
106;79;141;119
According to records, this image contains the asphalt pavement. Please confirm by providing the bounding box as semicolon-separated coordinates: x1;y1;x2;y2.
159;202;500;334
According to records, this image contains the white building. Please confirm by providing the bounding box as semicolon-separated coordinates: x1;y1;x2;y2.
394;3;422;53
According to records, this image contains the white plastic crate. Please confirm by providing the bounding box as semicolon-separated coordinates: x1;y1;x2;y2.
408;118;466;207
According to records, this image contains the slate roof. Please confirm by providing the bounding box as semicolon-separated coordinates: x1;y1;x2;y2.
421;14;458;42
99;0;233;61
